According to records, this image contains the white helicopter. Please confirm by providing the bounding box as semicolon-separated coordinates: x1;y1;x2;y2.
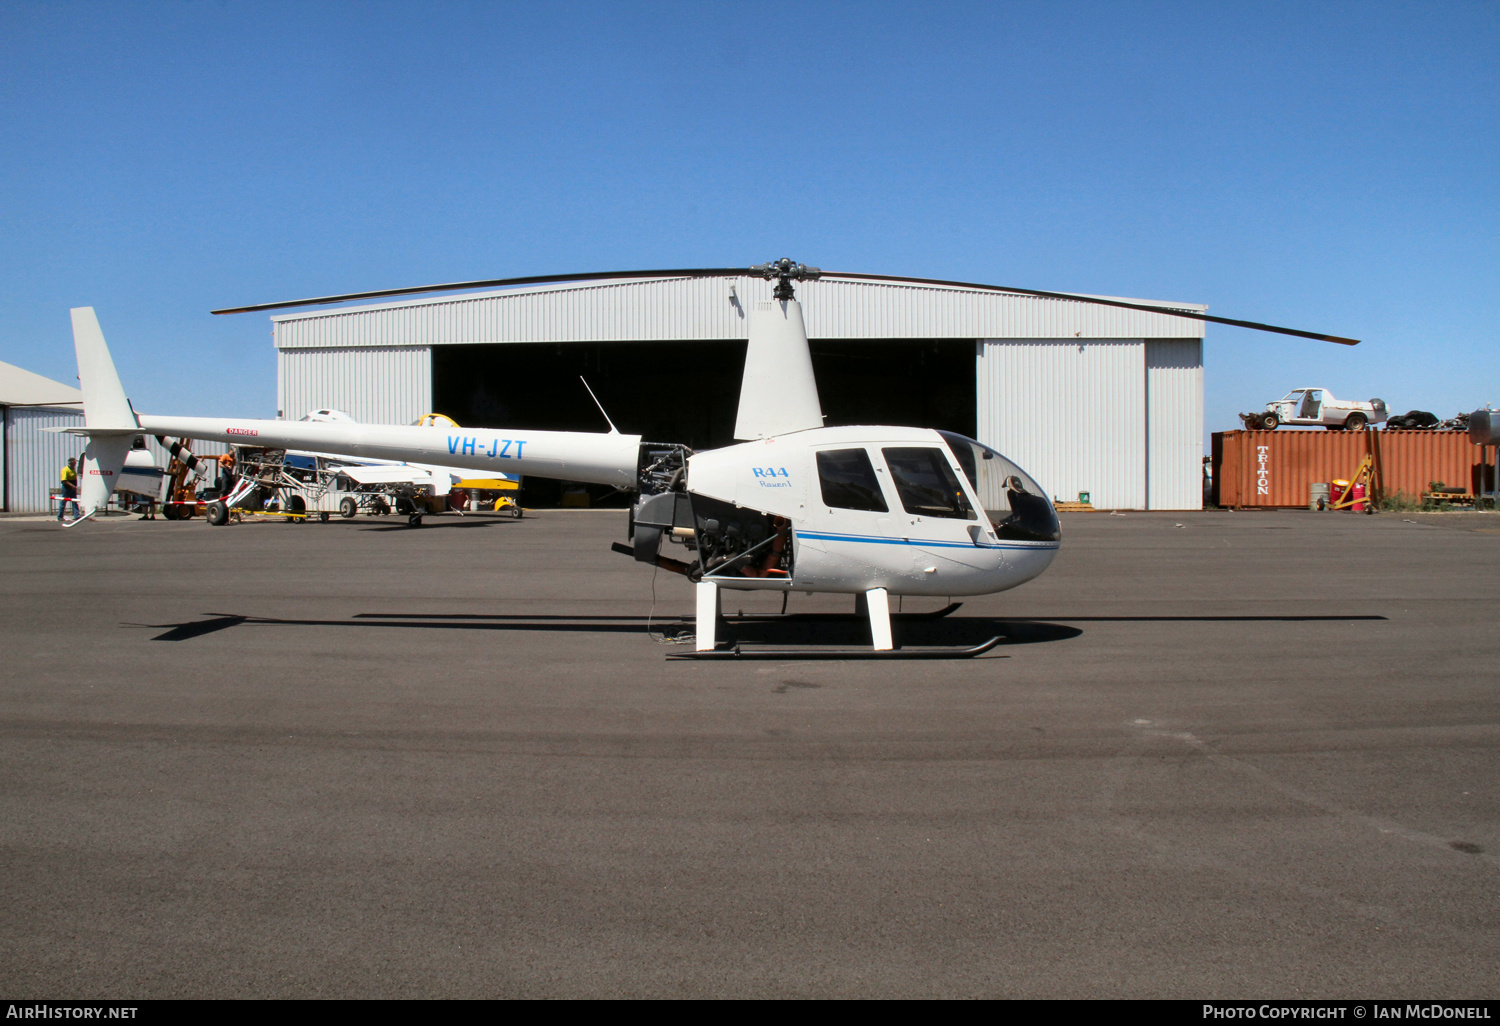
60;260;1357;658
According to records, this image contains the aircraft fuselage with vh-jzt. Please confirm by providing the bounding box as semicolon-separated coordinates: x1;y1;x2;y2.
59;260;1358;656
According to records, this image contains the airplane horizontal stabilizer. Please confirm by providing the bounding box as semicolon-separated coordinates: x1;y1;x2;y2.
42;425;137;436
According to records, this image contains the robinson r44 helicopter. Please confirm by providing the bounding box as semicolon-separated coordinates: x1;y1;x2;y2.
60;260;1357;658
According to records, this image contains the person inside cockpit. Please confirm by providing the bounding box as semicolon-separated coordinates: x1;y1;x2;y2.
1001;474;1056;541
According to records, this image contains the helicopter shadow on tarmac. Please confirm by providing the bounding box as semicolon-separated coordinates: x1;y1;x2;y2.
709;613;1081;650
667;611;1383;651
130;610;1082;648
132;610;1380;649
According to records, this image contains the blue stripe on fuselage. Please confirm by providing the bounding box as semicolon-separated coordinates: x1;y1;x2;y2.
796;530;1057;551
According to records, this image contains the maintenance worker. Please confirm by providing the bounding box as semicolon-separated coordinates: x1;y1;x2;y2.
57;457;79;522
218;452;236;494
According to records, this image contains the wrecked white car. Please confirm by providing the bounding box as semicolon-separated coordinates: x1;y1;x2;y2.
1242;388;1387;431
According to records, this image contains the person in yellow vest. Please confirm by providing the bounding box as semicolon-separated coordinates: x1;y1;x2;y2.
57;458;79;522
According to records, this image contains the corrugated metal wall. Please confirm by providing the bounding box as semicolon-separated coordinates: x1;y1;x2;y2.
4;406;85;513
1146;339;1204;510
2;405;231;513
269;280;1208;508
273;277;1208;349
278;347;432;425
1213;430;1491;507
976;340;1147;510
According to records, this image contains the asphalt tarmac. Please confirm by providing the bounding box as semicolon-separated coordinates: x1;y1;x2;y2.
1;507;1497;998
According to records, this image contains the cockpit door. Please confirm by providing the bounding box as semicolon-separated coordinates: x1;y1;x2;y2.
879;445;998;576
797;445;909;591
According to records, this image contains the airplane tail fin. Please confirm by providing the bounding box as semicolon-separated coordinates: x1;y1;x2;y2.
733;299;824;441
67;308;139;514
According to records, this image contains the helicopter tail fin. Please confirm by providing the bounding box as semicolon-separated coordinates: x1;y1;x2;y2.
64;308;138;514
72;307;137;431
733;299;824;441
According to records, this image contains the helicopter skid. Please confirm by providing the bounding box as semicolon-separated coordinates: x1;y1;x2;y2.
666;637;1002;660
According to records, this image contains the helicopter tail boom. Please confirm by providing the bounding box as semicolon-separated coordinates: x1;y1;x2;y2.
61;309;644;519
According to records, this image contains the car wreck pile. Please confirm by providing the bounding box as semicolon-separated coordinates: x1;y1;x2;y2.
1240;388;1470;432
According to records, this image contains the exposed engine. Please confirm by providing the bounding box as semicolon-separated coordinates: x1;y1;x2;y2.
637;443;689;497
625;442;792;582
626;443;695;570
689;496;791;580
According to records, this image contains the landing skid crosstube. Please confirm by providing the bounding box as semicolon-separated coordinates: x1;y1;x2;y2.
726;602;964;624
680;581;995;660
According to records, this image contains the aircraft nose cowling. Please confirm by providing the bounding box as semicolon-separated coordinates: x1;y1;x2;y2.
999;542;1059;591
906;539;1058;597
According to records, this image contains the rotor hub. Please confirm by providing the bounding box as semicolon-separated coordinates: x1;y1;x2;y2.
750;258;821;301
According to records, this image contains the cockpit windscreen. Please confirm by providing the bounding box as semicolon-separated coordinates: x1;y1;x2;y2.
938;431;1061;543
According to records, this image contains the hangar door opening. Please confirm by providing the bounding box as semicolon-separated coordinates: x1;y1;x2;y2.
811;340;975;440
432;340;976;504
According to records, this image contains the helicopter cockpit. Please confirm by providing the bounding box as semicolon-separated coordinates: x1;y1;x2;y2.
938;431;1061;543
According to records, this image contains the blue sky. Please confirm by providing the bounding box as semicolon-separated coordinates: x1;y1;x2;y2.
2;0;1496;433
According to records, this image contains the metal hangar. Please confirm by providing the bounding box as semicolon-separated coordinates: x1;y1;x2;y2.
270;274;1207;510
2;360;84;514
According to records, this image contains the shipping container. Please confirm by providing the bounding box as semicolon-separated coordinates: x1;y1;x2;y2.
1212;429;1495;508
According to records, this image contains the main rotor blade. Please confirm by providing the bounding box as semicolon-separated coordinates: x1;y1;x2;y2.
211;268;751;315
821;272;1359;345
215;264;1360;346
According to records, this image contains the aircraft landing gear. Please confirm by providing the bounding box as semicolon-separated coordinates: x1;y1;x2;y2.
407;513;423;527
668;583;998;660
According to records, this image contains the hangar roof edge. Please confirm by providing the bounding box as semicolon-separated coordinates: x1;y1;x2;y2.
0;359;84;407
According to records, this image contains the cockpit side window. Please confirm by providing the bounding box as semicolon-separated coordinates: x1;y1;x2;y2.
881;447;976;520
816;448;888;512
